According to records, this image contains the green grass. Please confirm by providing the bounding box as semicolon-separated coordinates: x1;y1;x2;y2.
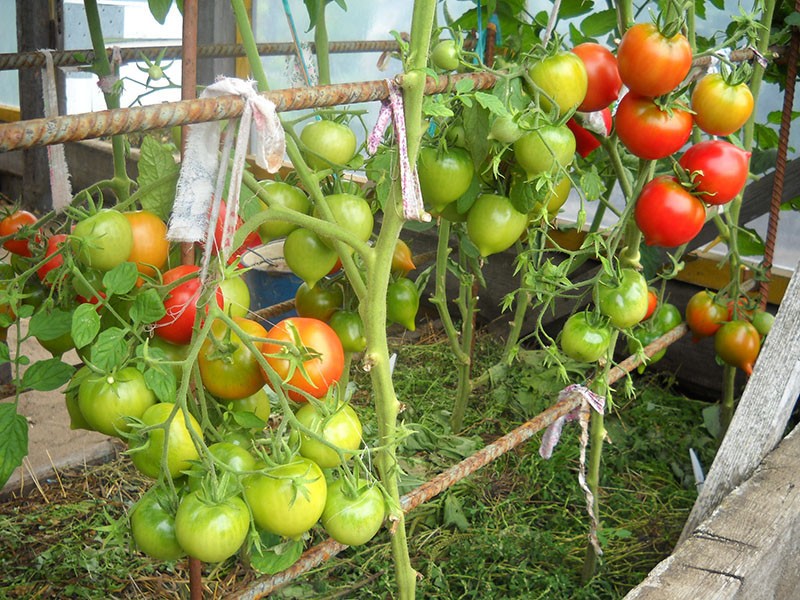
0;331;717;599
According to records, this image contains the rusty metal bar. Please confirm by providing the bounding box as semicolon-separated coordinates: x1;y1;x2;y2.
231;323;689;600
0;71;498;153
0;40;416;71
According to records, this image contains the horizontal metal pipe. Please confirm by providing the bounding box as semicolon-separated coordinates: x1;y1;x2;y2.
231;323;688;600
0;72;497;153
0;40;411;71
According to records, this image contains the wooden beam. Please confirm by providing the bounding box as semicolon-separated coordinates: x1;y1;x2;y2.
679;255;800;541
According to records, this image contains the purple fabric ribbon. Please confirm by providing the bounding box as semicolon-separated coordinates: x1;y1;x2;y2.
368;79;431;223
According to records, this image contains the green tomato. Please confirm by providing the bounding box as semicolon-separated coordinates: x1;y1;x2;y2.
295;281;344;322
295;401;363;468
314;193;374;251
78;367;157;438
513;125;576;178
283;227;338;289
223;388;271;424
466;194;528;257
594;268;649;329
129;487;185;561
300;120;357;170
321;478;386;546
560;311;612;363
71;209;133;272
130;402;202;479
751;310;775;337
218;273;251;318
328;310;367;353
527;52;588;116
387;277;420;332
257;181;311;241
417;146;475;212
651;303;683;334
431;39;460;71
174;490;250;563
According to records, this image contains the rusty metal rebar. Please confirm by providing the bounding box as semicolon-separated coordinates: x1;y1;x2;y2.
0;72;498;153
231;323;688;600
0;40;417;71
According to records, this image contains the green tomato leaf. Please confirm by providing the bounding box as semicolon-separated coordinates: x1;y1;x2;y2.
72;303;102;350
558;0;595;18
580;9;618;37
147;0;173;24
21;358;75;391
247;530;303;575
579;167;606;201
130;288;167;325
443;493;469;532
422;96;455;119
143;366;177;404
103;262;139;296
231;410;266;430
473;91;508;117
462;103;491;170
454;78;475;94
90;327;129;373
781;195;800;211
736;226;765;256
28;308;72;341
137;136;179;221
0;403;28;488
0;342;10;365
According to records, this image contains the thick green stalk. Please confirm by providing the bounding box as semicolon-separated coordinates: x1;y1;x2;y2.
83;0;132;201
449;253;477;433
580;330;618;582
314;0;332;85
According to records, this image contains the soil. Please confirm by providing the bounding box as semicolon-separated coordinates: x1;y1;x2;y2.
1;318;120;498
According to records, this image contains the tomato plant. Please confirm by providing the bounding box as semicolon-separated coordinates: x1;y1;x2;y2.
129;487;185;561
678;140;751;206
174;490;250;562
78;367;157;438
71;209;133;272
560;311;612;363
154;265;224;345
526;52;588;116
243;457;327;539
714;319;761;375
634;176;706;247
685;290;728;341
295;401;363;468
614;94;693;160
691;73;754;136
260;317;345;401
300;120;357;170
616;22;692;98
129;402;202;479
222;388;271;424
386;277;420;332
417;146;474;212
572;43;622;111
595;268;649;329
321;478;386;546
1;210;37;257
198;317;268;401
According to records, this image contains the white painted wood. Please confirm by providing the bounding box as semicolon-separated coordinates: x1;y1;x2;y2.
679;258;800;542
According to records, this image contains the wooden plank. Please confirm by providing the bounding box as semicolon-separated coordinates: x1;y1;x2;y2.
679;256;800;540
626;424;800;599
197;0;236;86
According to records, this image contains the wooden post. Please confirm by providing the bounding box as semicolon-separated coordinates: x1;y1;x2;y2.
16;0;64;213
679;257;800;542
196;0;236;87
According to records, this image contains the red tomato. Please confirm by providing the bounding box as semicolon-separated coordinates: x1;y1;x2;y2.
685;290;728;342
260;317;345;402
614;94;693;160
572;43;622;111
678;141;751;206
616;23;692;98
567;108;612;158
36;234;68;285
643;288;658;321
1;210;37;257
154;265;225;345
211;199;262;262
634;176;706;247
714;320;761;375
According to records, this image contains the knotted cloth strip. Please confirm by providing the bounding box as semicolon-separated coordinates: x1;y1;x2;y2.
367;79;430;223
40;49;72;213
167;77;285;278
540;384;606;556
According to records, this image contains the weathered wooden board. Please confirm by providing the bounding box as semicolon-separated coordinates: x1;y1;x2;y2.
625;423;800;599
679;256;800;540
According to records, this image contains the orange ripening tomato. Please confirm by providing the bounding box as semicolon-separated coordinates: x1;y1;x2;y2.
124;210;170;279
